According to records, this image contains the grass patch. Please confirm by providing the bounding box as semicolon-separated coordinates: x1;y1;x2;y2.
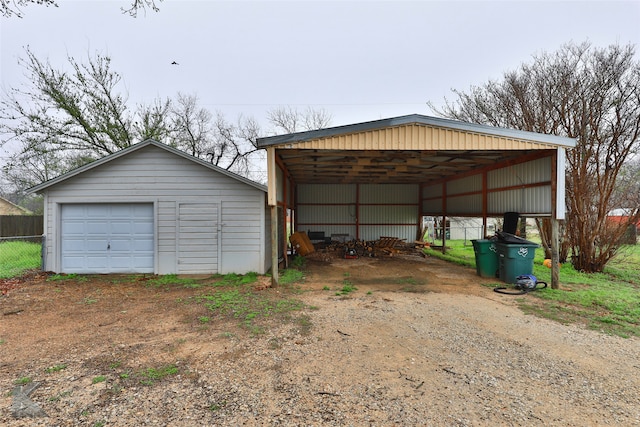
45;364;67;374
107;364;180;388
0;241;41;278
431;239;640;338
145;274;198;288
291;255;307;268
14;376;31;386
336;280;357;296
211;272;259;287
424;243;476;268
193;274;309;334
137;365;179;385
92;375;107;384
279;268;305;285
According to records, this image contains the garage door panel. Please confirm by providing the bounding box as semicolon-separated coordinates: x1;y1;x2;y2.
133;238;154;251
110;256;133;269
133;255;154;267
62;220;85;235
62;205;86;217
110;221;133;234
62;238;86;251
134;221;154;234
87;222;109;235
62;257;85;269
86;256;109;269
86;239;108;251
109;238;133;251
61;204;154;274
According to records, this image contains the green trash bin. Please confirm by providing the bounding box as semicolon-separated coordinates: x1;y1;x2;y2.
471;239;499;278
495;241;539;284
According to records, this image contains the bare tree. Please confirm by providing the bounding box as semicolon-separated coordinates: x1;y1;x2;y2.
1;0;160;18
165;94;263;178
432;42;640;273
169;93;213;158
121;0;161;17
267;106;332;134
208;112;262;178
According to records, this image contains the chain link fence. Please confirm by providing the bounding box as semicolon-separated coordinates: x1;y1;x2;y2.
0;235;44;278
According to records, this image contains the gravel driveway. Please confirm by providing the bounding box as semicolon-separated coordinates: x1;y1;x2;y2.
1;255;639;426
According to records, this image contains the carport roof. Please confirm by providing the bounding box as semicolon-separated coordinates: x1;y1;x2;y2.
257;114;576;184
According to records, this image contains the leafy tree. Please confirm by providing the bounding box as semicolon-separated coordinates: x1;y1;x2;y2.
0;48;332;194
1;0;161;18
432;42;640;273
1;48;135;161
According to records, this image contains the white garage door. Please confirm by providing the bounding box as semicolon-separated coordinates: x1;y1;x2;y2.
61;204;154;273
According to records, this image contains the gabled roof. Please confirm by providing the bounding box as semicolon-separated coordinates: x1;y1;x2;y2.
0;196;32;215
256;114;576;148
28;139;267;194
256;114;576;184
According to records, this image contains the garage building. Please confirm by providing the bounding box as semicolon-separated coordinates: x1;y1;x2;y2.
29;140;271;275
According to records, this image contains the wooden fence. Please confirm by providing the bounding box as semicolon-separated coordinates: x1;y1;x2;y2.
0;215;43;238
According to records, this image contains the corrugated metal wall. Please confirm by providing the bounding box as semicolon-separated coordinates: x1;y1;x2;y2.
488;158;551;189
290;124;559;151
422;157;553;216
297;183;419;242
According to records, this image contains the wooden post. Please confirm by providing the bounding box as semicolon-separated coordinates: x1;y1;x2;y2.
271;205;279;287
441;215;447;254
550;148;564;290
441;182;447;254
482;171;488;238
267;147;279;287
551;218;559;289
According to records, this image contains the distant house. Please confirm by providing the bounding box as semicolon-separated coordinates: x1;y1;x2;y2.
608;208;640;230
28;140;271;275
0;197;32;215
608;208;639;244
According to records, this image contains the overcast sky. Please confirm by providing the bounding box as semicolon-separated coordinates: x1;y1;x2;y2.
1;0;639;162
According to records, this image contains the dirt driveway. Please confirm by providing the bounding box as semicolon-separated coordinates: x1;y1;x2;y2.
1;252;639;426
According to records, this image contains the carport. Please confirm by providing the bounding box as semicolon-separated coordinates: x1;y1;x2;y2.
256;114;575;288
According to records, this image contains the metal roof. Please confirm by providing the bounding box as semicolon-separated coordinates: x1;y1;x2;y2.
256;114;576;148
257;114;575;185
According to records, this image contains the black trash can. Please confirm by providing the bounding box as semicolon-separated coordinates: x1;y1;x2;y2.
503;212;520;235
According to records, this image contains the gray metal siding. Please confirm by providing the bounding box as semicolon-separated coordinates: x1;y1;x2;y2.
297;184;356;204
447;176;481;195
359;184;418;203
422;157;553;217
488;187;551;215
297;205;355;224
297;183;418;242
446;194;483;214
42;144;267;274
487;158;551;189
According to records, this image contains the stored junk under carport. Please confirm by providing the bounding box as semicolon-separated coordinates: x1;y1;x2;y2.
256;114;575;288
